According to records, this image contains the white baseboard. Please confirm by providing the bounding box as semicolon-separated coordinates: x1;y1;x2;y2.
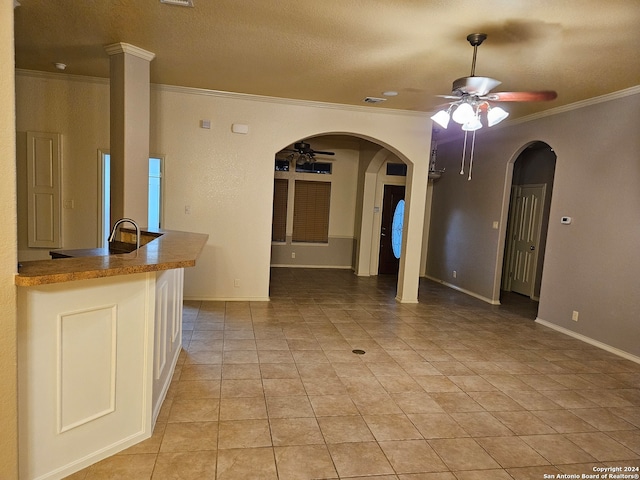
270;264;352;269
183;296;270;302
535;318;640;365
424;275;500;305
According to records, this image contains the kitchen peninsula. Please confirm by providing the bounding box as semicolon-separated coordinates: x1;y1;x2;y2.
16;229;208;480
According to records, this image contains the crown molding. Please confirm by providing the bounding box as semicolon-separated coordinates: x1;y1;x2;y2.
506;85;640;127
104;43;156;61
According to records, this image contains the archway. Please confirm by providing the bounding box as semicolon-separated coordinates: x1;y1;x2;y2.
501;141;557;314
268;132;429;303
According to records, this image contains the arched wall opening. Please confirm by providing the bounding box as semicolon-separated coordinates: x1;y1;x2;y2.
498;140;557;313
268;130;429;303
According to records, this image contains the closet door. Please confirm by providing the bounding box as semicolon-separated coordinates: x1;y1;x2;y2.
27;131;62;248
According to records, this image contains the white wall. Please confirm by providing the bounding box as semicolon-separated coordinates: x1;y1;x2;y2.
16;74;432;302
427;89;640;359
0;1;18;476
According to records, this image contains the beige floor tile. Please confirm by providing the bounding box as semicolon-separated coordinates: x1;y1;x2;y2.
520;434;596;464
317;415;375;443
152;451;216;479
430;361;474;376
302;376;349;395
476;436;550;468
570;407;636;431
83;453;156;480
491;411;556;435
215;447;277;480
179;364;222;381
451;412;513;437
414;376;462;393
363;413;423;441
448;375;497;392
379;439;448;473
274;445;338;480
565;432;638;461
430;392;484;413
611;429;640;455
398;473;456;480
505;465;562;480
259;363;300;379
328;442;395;477
428;438;501;471
309;394;359;416
265;395;315;418
391;392;446;414
270;417;324;446
408;413;469;439
220;378;264;398
532;409;598;433
183;350;223;365
351;392;404;415
219;396;267;420
160;422;218;452
175;380;220;399
542;390;600;409
121;422;166;455
222;350;259;364
257;350;295;363
221;363;261;379
453;470;514;480
168;398;219;423
217;419;271;449
262;377;307;396
504;390;561;410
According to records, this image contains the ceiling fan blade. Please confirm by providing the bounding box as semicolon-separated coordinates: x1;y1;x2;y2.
453;76;502;96
311;150;335;155
486;90;557;102
437;94;461;100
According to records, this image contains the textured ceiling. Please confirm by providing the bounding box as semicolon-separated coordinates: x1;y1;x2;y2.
13;0;640;120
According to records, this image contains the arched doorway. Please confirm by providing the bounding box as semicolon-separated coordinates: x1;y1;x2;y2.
501;141;556;308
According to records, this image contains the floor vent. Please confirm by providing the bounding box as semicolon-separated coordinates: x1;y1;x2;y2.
363;97;387;104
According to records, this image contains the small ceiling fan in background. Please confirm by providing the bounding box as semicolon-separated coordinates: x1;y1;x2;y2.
278;141;335;165
431;33;557;180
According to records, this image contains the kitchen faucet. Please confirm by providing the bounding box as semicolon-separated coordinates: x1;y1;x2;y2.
108;218;140;252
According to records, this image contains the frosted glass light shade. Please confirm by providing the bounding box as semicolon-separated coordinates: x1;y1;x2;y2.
462;116;483;131
487;106;509;126
430;110;451;129
451;103;475;124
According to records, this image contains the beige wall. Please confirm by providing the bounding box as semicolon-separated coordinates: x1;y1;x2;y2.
15;74;432;302
16;73;110;260
427;89;640;358
0;1;18;477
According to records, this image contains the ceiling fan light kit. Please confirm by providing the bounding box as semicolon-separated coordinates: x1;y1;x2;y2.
430;33;557;180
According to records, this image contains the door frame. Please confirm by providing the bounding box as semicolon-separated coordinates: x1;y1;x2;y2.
371;171;406;275
378;184;406;274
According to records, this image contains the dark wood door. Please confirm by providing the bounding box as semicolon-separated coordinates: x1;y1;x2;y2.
378;184;405;274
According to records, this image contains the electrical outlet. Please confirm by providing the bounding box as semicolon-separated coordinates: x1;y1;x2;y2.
453;270;457;278
572;310;579;322
185;205;191;215
291;252;296;259
234;279;240;288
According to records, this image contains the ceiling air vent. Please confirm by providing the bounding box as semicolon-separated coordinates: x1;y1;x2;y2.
363;97;387;104
160;0;194;6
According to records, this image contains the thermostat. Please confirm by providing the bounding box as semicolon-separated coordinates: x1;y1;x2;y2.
561;216;572;225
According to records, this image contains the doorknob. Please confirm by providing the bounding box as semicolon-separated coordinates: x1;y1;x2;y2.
530;245;535;251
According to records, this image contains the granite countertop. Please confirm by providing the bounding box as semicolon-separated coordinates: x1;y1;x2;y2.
16;229;209;287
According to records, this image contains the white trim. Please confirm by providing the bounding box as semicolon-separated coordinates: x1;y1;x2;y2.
104;43;156;61
424;275;501;305
183;296;271;302
14;69;428;118
507;85;640;126
270;264;352;269
535;318;640;365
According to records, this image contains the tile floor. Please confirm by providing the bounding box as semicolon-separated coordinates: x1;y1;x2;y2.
67;268;640;479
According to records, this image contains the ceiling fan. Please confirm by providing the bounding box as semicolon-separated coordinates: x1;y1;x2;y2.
431;33;557;180
279;141;336;165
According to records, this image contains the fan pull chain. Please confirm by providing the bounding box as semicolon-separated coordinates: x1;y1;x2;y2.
468;130;477;180
460;130;468;175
